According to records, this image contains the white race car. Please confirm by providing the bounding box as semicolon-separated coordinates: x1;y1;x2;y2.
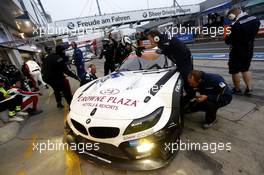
65;49;184;170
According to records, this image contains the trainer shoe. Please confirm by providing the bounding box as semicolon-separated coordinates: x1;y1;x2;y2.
9;116;24;122
202;119;217;129
16;111;29;117
231;88;242;95
244;88;253;96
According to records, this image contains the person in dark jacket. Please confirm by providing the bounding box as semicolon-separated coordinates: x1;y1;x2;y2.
42;45;79;108
139;30;194;98
115;36;133;65
225;7;260;96
187;70;232;129
80;64;97;86
71;42;86;79
99;37;117;76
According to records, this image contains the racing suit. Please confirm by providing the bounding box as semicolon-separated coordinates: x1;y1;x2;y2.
22;60;47;88
0;86;23;118
190;72;232;124
8;86;40;112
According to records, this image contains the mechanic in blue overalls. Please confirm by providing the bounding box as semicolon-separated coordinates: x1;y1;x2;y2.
71;42;86;79
187;70;232;129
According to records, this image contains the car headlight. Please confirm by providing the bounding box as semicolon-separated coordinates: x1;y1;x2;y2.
136;140;154;153
124;107;164;135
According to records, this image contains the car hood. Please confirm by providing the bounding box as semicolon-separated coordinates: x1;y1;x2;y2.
70;69;175;120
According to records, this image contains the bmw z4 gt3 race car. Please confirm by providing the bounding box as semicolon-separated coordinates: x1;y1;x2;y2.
65;49;184;170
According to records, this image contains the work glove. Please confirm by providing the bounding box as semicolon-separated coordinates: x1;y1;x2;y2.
135;46;145;57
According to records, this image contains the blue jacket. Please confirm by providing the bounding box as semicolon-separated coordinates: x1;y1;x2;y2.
197;72;232;107
73;48;84;66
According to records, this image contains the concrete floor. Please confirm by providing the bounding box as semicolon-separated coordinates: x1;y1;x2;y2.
0;58;264;175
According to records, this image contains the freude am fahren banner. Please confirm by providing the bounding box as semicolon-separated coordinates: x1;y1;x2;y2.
54;5;200;30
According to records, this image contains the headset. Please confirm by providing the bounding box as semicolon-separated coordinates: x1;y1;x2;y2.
228;13;237;21
144;29;161;43
153;35;160;43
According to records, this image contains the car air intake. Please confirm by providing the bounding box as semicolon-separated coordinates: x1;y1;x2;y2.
89;127;120;139
71;119;88;136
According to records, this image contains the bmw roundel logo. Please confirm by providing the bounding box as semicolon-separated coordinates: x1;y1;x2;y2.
142;12;148;18
86;119;91;124
67;22;75;29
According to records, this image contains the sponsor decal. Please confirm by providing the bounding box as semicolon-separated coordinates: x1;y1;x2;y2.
123;129;155;141
77;95;139;110
110;72;124;78
100;88;120;95
57;5;200;30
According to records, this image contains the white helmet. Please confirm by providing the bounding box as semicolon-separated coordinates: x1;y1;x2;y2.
121;36;132;46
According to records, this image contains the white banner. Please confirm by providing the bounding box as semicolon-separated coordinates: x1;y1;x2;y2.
54;5;200;30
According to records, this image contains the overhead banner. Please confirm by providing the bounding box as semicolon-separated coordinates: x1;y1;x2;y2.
54;5;200;30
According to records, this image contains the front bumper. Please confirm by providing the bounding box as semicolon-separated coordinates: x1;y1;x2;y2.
64;124;181;170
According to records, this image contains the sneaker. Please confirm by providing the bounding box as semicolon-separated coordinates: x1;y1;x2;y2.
244;88;253;96
231;88;242;95
9;116;24;122
16;111;29;117
202;119;217;129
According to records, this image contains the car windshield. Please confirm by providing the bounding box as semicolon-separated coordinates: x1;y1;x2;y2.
118;51;175;71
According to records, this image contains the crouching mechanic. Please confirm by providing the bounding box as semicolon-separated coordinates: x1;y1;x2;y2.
187;70;232;129
8;79;43;116
0;77;28;122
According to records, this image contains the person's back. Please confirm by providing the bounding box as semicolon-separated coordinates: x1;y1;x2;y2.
73;48;84;66
226;14;260;54
26;60;41;73
42;53;65;82
156;34;192;78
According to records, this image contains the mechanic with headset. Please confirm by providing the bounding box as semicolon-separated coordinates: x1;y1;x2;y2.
137;30;195;98
225;7;260;96
187;70;232;129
